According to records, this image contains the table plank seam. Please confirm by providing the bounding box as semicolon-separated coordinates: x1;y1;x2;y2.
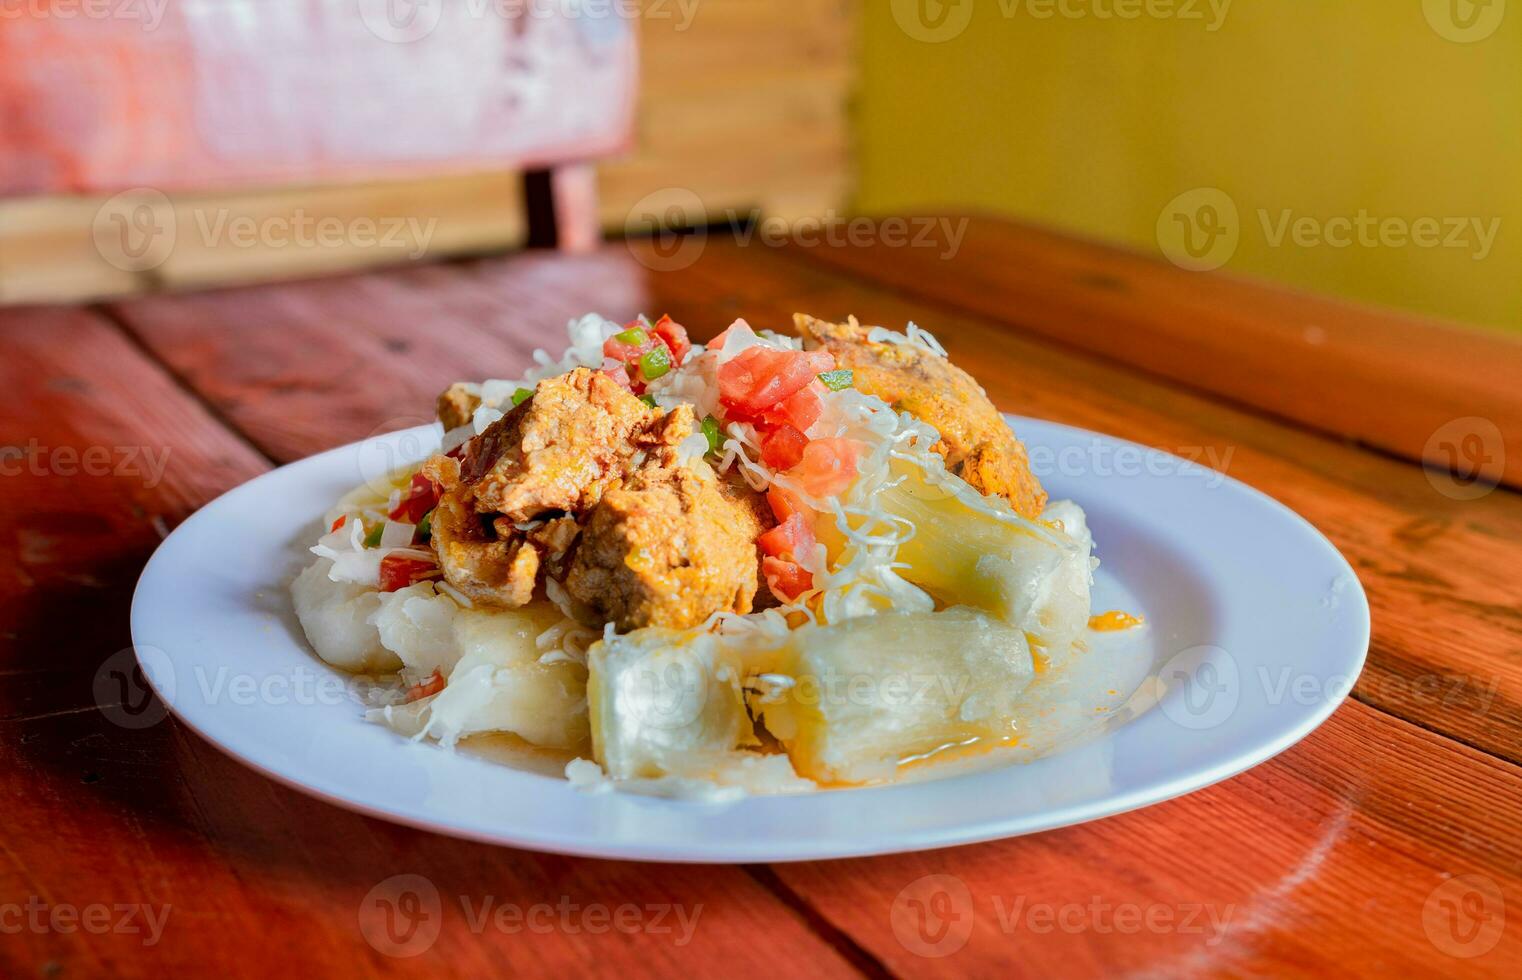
743;866;896;979
90;303;282;468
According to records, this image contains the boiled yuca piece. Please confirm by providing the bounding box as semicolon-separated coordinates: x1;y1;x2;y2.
588;627;786;780
752;609;1035;785
291;558;399;672
372;598;588;750
873;458;1094;660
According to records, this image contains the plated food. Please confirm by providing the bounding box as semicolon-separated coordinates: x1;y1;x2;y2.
291;312;1129;796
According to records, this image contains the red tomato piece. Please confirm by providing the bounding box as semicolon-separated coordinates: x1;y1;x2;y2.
599;357;634;390
403;669;446;703
330;515;347;533
761;381;825;432
651;315;691;365
718;347;835;419
762;557;813;602
379;554;437;593
767;485;808;524
706;318;756;350
758;512;817;563
603;329;657;364
389;472;440;523
790;437;861;497
759;424;809;470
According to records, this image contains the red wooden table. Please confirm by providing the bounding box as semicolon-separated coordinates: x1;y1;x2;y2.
3;217;1520;977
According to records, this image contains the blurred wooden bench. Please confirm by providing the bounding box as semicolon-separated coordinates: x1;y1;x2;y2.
0;0;857;305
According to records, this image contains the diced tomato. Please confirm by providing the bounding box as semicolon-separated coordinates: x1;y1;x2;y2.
758;512;817;563
762;557;813;602
389;472;439;523
759;424;809;470
403;669;445;703
706;318;756;351
718;347;835;419
651;315;691;365
790;438;861;497
767;485;808;524
599;357;634;390
760;381;825;432
330;515;347;533
603;329;657;364
379;554;438;593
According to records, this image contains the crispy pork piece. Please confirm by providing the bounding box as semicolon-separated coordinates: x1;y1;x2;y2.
426;490;541;608
437;382;482;431
462;367;682;522
421;368;699;608
565;465;766;631
794;313;1047;519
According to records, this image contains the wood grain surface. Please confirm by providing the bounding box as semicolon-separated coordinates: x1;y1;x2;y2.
3;220;1518;977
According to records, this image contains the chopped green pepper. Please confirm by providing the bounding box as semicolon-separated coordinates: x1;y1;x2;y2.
613;327;649;347
639;394;658;408
701;415;722;453
817;369;854;391
511;387;533;406
639;344;672;381
416;509;434;541
363;523;384;548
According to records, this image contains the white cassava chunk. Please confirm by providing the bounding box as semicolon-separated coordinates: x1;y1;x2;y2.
291;558;399;672
373;602;588;750
588;627;786;780
371;583;461;677
875;460;1094;657
753;608;1035;785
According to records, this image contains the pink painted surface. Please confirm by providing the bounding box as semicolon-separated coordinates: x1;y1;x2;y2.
0;1;637;194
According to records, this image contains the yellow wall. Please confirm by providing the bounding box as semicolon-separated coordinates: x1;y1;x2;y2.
856;0;1520;332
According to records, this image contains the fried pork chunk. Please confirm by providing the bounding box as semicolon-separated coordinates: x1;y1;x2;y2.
794;313;1047;519
423;368;695;608
436;382;482;432
565;465;767;631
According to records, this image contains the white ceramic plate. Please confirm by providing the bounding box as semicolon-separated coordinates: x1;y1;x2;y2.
131;418;1369;862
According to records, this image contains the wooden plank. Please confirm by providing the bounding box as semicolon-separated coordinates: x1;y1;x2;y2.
793;217;1522;492
0;306;860;978
107;238;1522;766
0;173;527;306
768;700;1522;977
104;239;1522;976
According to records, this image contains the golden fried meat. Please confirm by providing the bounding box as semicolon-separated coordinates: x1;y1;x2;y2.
794;313;1047;519
436;382;482;431
564;465;766;631
421;368;704;608
462;367;678;523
